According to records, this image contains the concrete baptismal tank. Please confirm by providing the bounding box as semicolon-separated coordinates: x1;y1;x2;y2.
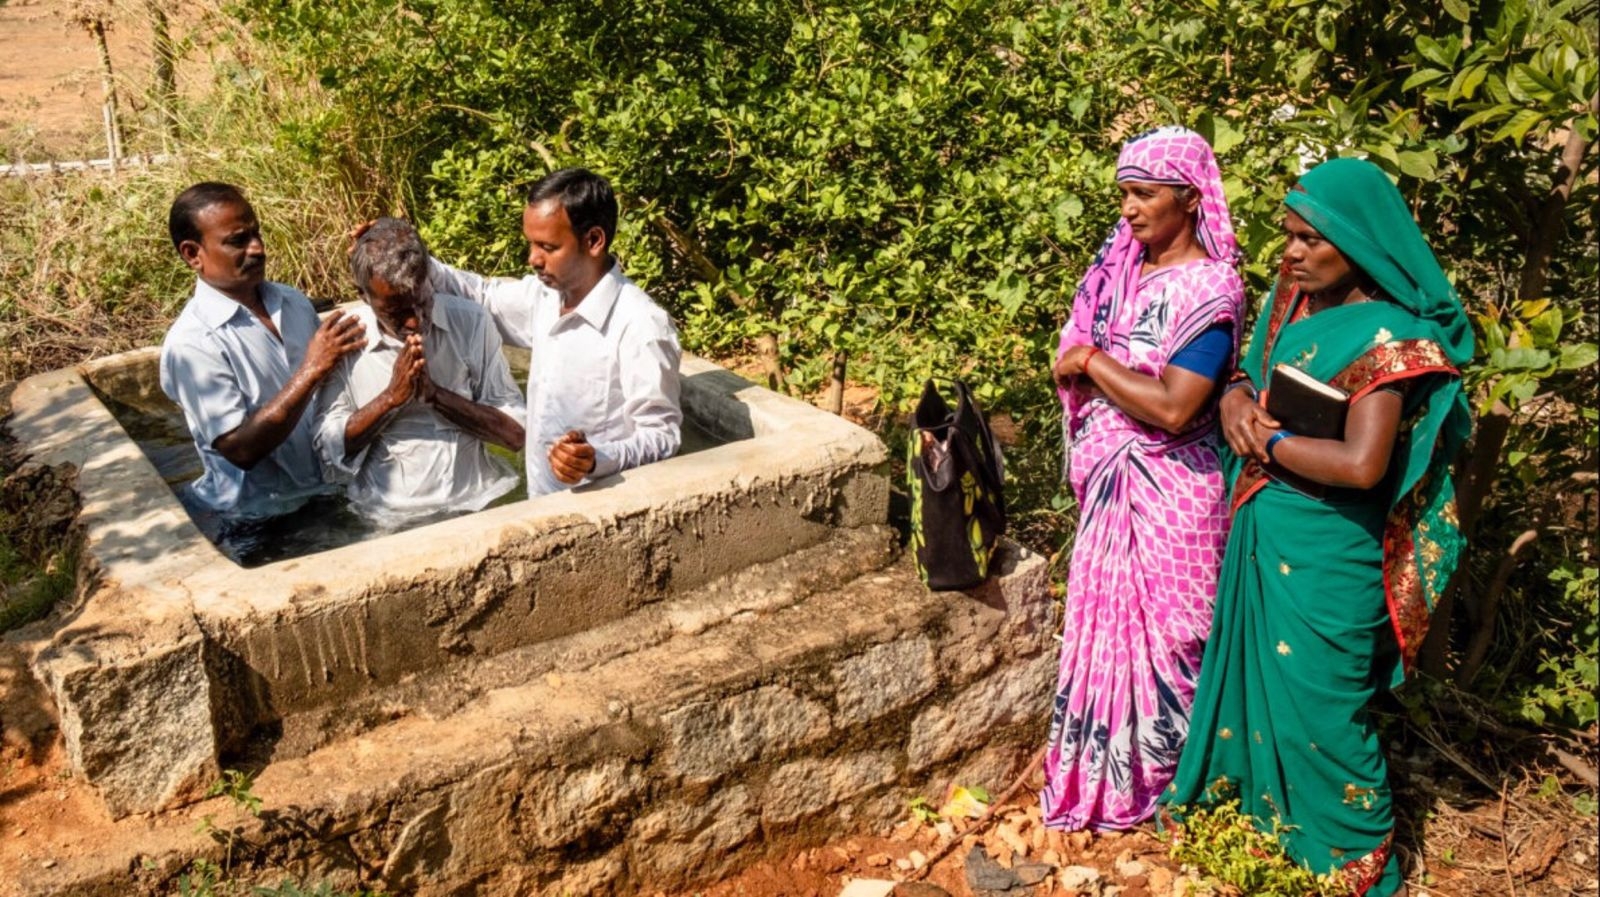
2;344;1055;896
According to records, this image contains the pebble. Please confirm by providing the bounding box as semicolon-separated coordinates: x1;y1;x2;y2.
909;849;927;870
995;822;1029;857
837;880;896;897
1115;858;1146;878
1014;862;1053;885
41;859;56;869
1059;864;1101;890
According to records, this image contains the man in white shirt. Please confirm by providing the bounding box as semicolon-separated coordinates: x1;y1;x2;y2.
315;218;526;521
159;182;366;520
427;168;682;496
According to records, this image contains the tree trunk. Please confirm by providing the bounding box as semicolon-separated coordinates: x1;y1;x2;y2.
146;0;178;144
1422;101;1594;679
825;350;847;415
649;213;785;391
1420;401;1513;677
88;17;122;162
1517;94;1598;302
1455;529;1539;687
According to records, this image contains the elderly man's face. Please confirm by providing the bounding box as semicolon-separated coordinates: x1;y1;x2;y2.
181;200;266;300
365;276;431;339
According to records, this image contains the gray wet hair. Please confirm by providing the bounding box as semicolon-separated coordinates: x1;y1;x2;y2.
350;217;432;300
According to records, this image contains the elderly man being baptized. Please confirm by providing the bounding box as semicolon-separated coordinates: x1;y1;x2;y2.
314;217;526;523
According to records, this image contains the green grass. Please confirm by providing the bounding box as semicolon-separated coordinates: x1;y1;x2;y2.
0;526;76;634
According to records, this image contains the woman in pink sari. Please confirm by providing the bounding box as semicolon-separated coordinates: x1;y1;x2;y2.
1041;126;1245;830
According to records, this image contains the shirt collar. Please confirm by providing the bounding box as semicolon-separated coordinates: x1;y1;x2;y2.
193;279;279;330
563;263;624;332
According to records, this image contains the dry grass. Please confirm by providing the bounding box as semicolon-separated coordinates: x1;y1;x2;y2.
0;9;397;383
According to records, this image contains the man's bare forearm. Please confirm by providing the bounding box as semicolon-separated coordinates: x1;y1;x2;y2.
213;364;326;469
429;389;526;451
342;391;407;460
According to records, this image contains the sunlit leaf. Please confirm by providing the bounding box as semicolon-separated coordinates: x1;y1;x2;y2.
1559;343;1599;371
1490;108;1548;143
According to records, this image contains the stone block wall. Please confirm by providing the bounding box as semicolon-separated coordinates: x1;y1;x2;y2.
16;543;1059;897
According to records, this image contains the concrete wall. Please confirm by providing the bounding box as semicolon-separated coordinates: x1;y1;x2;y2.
5;352;891;816
12;545;1057;897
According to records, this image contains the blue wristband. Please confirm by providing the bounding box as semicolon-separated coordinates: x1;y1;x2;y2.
1265;429;1293;462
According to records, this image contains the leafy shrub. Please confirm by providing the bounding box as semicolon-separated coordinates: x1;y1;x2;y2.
1165;802;1350;896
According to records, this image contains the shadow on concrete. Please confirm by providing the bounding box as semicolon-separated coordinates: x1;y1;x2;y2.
682;367;756;442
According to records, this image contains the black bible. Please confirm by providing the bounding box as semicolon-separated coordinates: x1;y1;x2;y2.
1266;363;1349;440
1263;364;1350;499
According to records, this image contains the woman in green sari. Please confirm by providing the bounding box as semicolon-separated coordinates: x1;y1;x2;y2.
1159;158;1473;896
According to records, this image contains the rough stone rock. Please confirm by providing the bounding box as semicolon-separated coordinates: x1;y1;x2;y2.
1115;858;1147;878
380;799;449;888
520;758;646;848
1014;862;1053;885
906;651;1054;770
545;853;625;897
935;548;1051;687
761;751;898;826
432;764;522;882
38;624;219;817
1059;864;1103;894
964;844;1025;893
630;785;758;880
831;637;937;726
663;685;831;782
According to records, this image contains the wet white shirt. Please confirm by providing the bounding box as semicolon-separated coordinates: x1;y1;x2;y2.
313;294;525;521
159;279;329;517
428;260;681;496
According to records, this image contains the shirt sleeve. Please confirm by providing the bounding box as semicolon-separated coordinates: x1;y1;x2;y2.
428;258;537;350
1167;323;1234;381
160;336;249;451
588;311;683;480
469;310;527;425
312;355;366;482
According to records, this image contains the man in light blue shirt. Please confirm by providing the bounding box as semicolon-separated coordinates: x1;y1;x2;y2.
159;182;365;519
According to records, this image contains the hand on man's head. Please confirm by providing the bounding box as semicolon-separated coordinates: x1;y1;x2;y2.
347;220;377;255
548;430;596;485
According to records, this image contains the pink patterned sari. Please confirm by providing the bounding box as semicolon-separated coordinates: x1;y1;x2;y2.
1041;127;1245;830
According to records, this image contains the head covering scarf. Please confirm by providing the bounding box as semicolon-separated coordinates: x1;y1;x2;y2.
1283;157;1474;366
1057;126;1242;411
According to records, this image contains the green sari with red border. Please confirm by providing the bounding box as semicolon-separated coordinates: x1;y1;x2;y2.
1159;251;1470;895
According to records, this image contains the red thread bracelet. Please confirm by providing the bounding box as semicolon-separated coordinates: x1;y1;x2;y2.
1083;346;1102;373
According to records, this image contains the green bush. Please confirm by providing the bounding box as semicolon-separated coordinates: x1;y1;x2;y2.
1;1;1593;708
1165;801;1349;896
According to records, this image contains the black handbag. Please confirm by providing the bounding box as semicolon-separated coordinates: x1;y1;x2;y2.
907;378;1007;590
